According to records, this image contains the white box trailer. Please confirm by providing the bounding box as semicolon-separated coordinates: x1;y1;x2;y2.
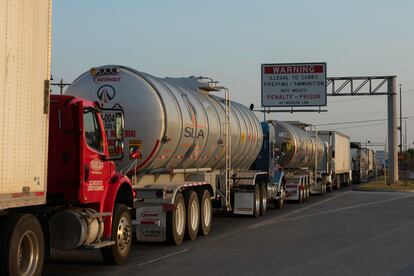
319;131;351;189
0;0;50;210
0;1;51;274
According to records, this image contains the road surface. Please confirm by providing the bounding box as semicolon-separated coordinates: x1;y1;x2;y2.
44;187;414;275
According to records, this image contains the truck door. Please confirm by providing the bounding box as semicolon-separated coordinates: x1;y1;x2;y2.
80;107;110;203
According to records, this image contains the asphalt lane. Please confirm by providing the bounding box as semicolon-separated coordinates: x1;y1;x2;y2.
44;187;414;276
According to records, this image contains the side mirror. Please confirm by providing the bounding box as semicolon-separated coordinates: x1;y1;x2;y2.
115;112;124;140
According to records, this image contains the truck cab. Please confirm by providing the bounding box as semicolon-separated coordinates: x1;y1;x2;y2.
46;95;135;264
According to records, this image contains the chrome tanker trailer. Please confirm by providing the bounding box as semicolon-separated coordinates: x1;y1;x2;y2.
269;121;331;201
66;65;284;245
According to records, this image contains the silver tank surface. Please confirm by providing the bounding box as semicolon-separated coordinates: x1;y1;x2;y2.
269;120;324;170
66;65;262;172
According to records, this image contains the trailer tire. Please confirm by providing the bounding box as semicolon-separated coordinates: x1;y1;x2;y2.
275;186;285;209
322;183;326;195
298;186;303;203
198;190;212;236
184;191;200;241
253;184;261;217
260;183;267;216
1;214;44;276
302;186;306;202
101;204;132;265
327;183;332;193
166;193;186;245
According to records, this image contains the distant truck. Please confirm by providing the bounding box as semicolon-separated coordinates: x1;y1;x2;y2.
0;1;135;275
269;121;331;201
319;131;351;189
350;142;369;183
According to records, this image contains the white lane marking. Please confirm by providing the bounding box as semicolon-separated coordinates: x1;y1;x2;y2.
248;190;353;230
123;248;189;270
210;191;352;242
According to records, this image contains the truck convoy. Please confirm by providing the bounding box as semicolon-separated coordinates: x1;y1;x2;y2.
351;142;378;183
1;1;380;275
1;1;135;275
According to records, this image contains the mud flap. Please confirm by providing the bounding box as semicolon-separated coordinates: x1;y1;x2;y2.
233;191;254;215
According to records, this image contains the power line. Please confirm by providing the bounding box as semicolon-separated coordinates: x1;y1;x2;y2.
314;116;414;127
330;118;414;130
327;89;414;103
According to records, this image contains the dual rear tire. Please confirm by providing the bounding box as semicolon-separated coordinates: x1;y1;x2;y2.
253;183;268;217
167;189;212;245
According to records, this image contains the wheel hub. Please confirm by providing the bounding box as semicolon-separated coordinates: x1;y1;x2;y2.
117;216;131;255
18;230;39;276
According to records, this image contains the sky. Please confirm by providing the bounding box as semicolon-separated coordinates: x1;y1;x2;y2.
51;0;414;150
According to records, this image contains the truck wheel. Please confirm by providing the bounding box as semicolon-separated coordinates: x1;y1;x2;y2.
1;214;44;276
303;186;307;202
101;204;132;265
184;191;200;241
327;183;332;193
198;190;212;236
260;183;267;216
253;184;261;217
275;186;285;209
166;192;186;245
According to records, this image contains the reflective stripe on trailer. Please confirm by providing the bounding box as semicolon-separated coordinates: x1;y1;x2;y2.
164;182;209;193
182;182;208;187
0;191;45;200
285;184;299;189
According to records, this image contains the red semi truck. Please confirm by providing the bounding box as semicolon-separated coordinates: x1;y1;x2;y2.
0;1;135;275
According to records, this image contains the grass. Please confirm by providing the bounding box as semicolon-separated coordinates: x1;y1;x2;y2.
355;176;414;192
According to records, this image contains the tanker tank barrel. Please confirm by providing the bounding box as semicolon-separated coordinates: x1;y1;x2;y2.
66;65;263;175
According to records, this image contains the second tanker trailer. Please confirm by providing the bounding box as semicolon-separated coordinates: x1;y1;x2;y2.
66;65;285;245
268;120;332;200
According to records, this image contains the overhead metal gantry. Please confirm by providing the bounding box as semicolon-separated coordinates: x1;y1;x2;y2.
256;75;399;184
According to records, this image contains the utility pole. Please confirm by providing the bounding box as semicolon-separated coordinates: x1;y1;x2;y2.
51;78;71;95
387;77;399;184
404;120;407;151
399;84;403;153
